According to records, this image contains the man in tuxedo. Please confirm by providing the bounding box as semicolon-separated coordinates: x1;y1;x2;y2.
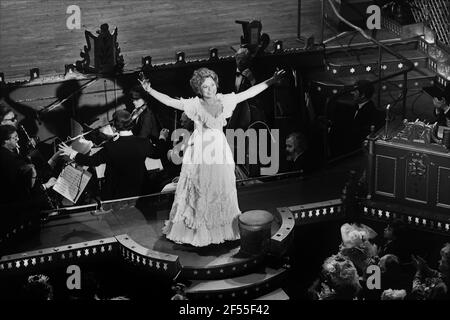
59;110;167;200
128;85;161;140
347;80;384;152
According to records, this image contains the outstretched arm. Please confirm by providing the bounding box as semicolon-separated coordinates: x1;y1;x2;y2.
235;69;286;104
138;79;184;111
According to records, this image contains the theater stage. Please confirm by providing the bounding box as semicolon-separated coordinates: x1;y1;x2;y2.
2;153;364;273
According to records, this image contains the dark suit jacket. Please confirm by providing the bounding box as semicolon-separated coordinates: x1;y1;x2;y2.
132;107;160;140
349;100;384;150
74;135;162;200
0;147;31;204
434;107;450;127
288;151;313;174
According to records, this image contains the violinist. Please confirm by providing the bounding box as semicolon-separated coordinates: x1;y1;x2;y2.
0;124;56;209
0;104;61;181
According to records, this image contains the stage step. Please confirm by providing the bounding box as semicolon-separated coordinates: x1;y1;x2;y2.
184;266;288;300
255;288;289;300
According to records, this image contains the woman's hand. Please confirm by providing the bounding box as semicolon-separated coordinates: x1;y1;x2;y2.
138;78;152;92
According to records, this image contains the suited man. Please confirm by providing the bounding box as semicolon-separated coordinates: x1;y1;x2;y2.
285;132;312;174
128;85;161;141
59;110;166;200
433;84;450;127
347;80;384;152
227;47;265;130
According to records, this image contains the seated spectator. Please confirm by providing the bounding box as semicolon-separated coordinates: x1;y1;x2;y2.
308;254;362;300
285;131;312;174
22;274;53;300
379;254;411;293
170;283;188;300
410;243;450;300
338;222;378;276
379;219;410;263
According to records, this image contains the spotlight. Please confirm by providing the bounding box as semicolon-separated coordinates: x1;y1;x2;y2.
209;48;218;60
273;40;283;53
30;68;40;80
0;72;4;83
176;51;186;63
142;56;152;67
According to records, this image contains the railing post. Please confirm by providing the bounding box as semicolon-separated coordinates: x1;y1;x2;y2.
402;72;408;119
320;0;325;45
377;45;382;110
367;125;376;200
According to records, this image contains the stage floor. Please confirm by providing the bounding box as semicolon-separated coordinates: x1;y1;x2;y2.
3;153;364;269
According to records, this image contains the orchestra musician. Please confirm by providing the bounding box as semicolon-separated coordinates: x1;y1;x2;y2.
58;109;168;200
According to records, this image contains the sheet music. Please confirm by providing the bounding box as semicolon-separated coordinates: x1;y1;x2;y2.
52;164;92;203
145;158;163;171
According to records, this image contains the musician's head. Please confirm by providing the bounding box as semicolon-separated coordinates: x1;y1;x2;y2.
112;110;133;132
190;68;219;99
0;104;18;127
286;132;307;161
0;124;19;151
129;85;147;108
235;47;252;71
351;80;374;104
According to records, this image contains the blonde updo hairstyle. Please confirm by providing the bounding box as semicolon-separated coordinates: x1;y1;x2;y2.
190;68;219;97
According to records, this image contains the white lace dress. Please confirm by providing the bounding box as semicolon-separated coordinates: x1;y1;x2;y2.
162;93;241;246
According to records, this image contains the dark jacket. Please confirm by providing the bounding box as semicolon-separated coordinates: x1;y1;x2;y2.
0;147;31;204
74;135;162;200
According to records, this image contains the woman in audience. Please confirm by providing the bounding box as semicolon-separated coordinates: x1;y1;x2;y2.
379;254;411;293
338;222;378;276
379;219;410;263
139;67;285;246
308;254;362;300
410;243;450;300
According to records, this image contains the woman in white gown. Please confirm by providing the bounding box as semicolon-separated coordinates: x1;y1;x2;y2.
139;67;285;247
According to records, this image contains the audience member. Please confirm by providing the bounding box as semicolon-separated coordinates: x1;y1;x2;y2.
410;243;450;300
379;254;411;293
379;219;410;263
309;254;362;300
338;222;378;276
22;274;54;300
170;283;188;300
